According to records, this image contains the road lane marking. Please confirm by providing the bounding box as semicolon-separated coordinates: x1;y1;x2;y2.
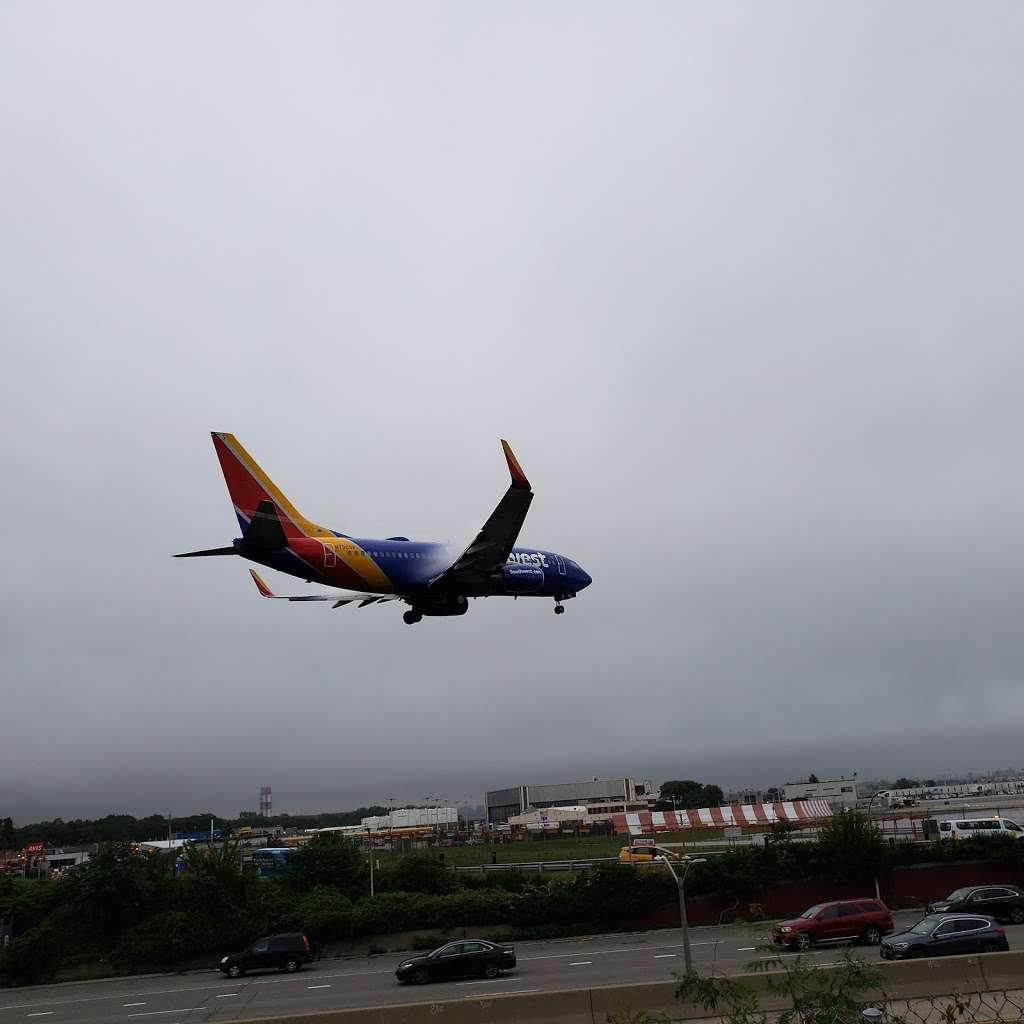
570;961;593;966
307;985;332;989
215;994;238;998
26;1015;54;1019
653;954;676;959
520;940;717;963
127;1010;209;1017
123;1004;147;1008
736;947;757;951
456;979;511;986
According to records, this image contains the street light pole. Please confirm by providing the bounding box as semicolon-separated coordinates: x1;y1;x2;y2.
653;848;705;975
366;828;374;898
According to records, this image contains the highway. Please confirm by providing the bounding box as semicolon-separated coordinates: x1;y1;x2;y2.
2;913;1021;1023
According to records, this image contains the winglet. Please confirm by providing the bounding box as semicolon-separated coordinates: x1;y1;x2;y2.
501;440;530;490
249;568;275;598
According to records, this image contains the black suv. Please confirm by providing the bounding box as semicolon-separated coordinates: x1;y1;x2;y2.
927;885;1024;924
219;933;318;977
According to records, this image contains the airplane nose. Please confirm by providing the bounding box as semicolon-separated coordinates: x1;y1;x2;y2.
579;568;593;589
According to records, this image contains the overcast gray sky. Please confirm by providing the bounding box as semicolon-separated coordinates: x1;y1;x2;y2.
3;2;1024;824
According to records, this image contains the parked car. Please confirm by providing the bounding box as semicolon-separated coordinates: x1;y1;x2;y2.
927;885;1024;923
773;899;894;950
395;940;516;984
219;933;318;977
880;914;1009;959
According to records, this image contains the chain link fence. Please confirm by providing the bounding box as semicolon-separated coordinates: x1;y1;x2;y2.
881;989;1024;1024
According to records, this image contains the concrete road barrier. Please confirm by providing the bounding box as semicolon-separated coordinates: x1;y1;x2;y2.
232;951;1024;1024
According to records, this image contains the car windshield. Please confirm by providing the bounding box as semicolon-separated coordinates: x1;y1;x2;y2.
800;905;825;919
910;917;942;935
946;888;973;901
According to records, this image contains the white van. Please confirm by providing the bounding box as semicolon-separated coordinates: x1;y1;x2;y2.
937;817;1024;840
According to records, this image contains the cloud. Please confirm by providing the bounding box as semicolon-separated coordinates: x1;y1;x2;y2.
3;1;1023;822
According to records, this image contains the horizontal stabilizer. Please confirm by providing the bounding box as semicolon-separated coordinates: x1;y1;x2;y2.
174;547;238;558
248;569;400;609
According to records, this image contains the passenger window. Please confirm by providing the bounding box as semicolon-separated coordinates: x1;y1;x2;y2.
838;905;860;917
819;906;840;920
1003;821;1022;832
251;940;269;953
934;922;956;936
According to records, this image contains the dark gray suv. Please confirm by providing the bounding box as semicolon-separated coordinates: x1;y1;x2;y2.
219;933;317;977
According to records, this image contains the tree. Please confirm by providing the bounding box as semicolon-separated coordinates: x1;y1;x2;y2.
378;854;453;895
284;835;367;899
0;818;14;850
894;777;918;789
807;774;820;784
815;810;885;882
63;842;172;944
658;781;724;810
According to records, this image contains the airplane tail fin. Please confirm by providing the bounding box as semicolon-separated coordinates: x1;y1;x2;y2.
211;433;329;541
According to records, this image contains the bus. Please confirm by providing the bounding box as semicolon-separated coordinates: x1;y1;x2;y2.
250;848;295;876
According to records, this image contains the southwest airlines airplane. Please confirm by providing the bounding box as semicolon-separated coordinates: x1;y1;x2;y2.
177;433;592;624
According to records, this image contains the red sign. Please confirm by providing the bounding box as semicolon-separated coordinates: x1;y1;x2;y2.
25;841;44;855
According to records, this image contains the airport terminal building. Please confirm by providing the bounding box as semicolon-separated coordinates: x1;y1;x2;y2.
485;777;654;825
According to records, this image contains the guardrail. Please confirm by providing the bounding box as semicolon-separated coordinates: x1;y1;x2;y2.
453;857;622;872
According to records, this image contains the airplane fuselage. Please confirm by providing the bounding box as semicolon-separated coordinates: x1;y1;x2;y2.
237;533;592;601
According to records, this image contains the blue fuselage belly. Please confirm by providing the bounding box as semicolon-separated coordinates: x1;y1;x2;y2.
239;534;591;599
345;539;590;597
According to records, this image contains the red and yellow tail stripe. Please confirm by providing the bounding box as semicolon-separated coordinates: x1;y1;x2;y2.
212;433;392;592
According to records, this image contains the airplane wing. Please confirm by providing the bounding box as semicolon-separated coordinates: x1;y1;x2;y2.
249;570;401;608
431;440;533;589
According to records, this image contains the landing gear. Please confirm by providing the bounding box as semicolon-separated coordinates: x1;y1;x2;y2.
554;602;565;615
403;609;423;625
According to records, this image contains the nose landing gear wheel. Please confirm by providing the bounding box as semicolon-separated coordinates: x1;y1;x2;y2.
403;610;423;625
554;602;565;615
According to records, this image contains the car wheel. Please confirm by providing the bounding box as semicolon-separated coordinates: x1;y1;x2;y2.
483;962;499;978
909;948;926;959
793;933;812;951
285;957;301;972
413;967;430;985
981;942;1002;954
1010;907;1024;925
862;926;882;945
228;964;244;978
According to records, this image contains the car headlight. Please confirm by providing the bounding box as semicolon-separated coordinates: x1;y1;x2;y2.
891;942;908;951
221;956;229;963
779;926;792;933
399;961;413;969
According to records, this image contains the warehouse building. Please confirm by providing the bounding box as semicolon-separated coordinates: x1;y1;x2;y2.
485;777;654;825
783;777;858;807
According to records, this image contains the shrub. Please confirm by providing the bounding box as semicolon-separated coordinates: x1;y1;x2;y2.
295;887;353;942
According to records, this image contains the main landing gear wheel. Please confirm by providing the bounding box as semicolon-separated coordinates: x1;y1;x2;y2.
554;603;565;615
403;610;423;625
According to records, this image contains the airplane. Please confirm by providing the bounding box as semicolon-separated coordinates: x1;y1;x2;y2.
176;433;592;624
